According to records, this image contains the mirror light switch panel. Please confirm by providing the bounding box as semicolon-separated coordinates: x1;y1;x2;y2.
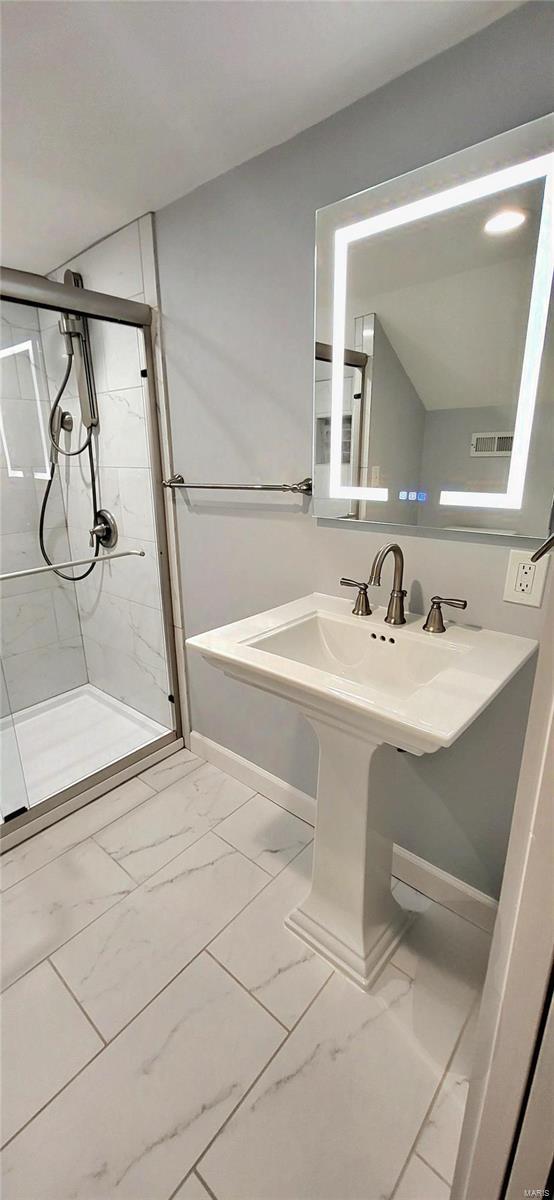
503;549;549;607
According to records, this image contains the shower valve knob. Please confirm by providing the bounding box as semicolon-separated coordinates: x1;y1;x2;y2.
89;510;118;550
89;522;107;547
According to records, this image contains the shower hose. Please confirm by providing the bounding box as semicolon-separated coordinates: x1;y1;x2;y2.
39;351;100;581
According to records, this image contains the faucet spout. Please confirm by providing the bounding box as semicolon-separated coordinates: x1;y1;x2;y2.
368;543;406;625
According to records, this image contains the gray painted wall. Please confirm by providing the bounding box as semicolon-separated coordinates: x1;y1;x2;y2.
156;4;553;899
419;312;553;534
420;404;514;529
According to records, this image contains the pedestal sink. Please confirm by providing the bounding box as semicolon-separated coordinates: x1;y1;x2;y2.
187;594;536;989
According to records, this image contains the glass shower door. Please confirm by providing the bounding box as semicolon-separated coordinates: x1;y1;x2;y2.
0;661;29;822
0;289;178;831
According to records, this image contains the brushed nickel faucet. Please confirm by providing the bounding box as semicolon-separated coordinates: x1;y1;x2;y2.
423;596;467;633
368;543;407;625
339;577;371;615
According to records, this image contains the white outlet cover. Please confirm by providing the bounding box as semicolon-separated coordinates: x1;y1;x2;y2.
504;549;550;607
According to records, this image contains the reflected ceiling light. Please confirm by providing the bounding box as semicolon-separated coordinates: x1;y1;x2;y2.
484;208;527;235
330;152;553;509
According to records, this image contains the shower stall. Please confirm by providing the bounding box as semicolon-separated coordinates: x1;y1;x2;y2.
0;266;183;845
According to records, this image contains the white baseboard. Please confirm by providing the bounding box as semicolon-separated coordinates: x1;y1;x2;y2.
392;844;497;934
191;730;498;935
190;730;317;825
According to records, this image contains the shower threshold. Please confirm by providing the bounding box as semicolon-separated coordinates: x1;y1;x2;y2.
1;685;171;818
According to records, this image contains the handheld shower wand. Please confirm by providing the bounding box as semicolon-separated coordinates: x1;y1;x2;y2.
39;269;109;581
58;308;98;431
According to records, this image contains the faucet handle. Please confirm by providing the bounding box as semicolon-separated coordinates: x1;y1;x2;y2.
423;596;467;634
340;578;371;617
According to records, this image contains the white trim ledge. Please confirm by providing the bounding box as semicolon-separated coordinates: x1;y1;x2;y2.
190;729;498;935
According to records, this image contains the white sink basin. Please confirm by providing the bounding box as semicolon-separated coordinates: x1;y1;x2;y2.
252;612;457;689
188;593;535;755
187;593;536;990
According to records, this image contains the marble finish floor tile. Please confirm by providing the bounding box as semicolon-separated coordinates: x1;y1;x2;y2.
52;832;269;1039
1;961;102;1145
391;899;491;1004
395;1154;450;1200
1;841;134;990
416;1008;477;1185
94;761;255;883
200;951;477;1200
216;794;313;876
210;844;333;1028
1;954;284;1200
1;777;154;892
139;747;200;791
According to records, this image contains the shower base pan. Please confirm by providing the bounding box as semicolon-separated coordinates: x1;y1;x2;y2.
1;685;171;818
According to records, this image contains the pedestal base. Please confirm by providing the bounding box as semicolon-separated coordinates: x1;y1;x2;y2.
285;903;410;991
286;717;410;990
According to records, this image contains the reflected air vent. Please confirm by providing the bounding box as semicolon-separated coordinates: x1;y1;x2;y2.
470;432;514;457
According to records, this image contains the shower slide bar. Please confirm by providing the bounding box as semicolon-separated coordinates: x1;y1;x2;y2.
163;475;312;495
0;548;145;583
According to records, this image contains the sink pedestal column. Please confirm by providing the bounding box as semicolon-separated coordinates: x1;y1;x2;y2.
286;717;410;990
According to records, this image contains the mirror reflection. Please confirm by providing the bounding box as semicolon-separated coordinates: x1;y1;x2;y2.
314;157;553;537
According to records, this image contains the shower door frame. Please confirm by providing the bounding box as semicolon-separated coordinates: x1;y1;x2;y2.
0;266;187;849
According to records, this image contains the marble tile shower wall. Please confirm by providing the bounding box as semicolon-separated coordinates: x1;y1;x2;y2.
41;219;173;729
0;300;86;713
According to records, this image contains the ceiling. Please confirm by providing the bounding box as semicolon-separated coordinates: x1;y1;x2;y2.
1;0;521;274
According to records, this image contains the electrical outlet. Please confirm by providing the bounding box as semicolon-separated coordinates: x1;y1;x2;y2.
515;561;535;594
503;549;549;607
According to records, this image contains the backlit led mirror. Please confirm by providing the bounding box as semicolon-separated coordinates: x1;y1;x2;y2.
313;116;553;538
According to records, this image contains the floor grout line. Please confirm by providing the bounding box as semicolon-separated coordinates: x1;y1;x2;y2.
0;824;402;1004
0;1038;107;1152
214;825;313;880
96;847;143;888
3;892;461;1168
9;825;298;1075
387;1000;478;1200
4;865;330;1180
416;1149;453;1189
0;874;435;1164
1;781;270;996
204;949;290;1033
1;757;487;1194
194;1166;219;1199
89;788;258;887
47;957;108;1047
1;755;263;896
50;831;319;1053
212;828;285;877
170;971;337;1199
0;779;158;894
38;825;304;1051
136;749;200;790
0;858;137;997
